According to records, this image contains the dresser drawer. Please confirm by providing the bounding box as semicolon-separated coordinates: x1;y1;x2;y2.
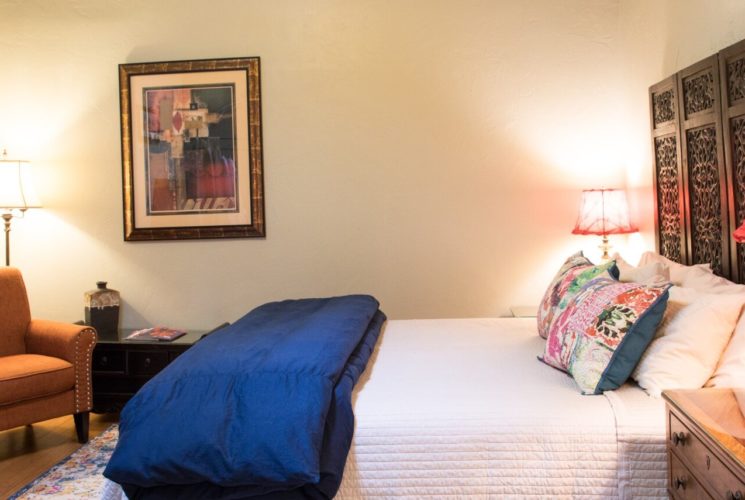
669;451;712;499
128;351;169;376
670;412;745;498
92;349;125;373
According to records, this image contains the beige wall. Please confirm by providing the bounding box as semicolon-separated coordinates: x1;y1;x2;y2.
1;0;741;327
619;0;745;243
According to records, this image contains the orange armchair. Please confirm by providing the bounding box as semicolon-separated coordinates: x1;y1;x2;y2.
0;267;96;443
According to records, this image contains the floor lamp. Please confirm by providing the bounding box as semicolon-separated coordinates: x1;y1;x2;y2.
0;150;41;266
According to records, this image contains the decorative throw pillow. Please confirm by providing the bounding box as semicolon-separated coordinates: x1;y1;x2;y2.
632;286;745;396
536;252;617;339
681;266;745;294
541;275;670;395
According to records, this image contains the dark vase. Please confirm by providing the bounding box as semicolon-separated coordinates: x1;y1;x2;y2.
84;281;120;338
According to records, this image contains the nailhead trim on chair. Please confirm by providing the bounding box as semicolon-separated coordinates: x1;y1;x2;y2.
74;328;97;413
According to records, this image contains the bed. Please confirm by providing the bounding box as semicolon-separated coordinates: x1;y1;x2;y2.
99;234;745;500
102;314;670;499
100;253;745;500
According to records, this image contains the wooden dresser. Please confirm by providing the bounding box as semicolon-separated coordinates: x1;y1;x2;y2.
663;389;745;499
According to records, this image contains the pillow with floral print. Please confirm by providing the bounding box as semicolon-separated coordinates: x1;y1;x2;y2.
536;251;618;339
541;274;671;394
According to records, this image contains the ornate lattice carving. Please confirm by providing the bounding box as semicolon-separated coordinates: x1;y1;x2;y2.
687;125;723;275
653;89;675;126
732;117;745;282
728;58;745;103
655;135;683;263
683;72;715;116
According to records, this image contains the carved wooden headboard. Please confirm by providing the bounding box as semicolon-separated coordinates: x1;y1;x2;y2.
650;38;745;283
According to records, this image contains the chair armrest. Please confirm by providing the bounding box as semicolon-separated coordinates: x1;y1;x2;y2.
26;320;97;413
26;320;97;364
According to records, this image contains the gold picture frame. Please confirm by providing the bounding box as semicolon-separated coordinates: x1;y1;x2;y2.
119;57;264;241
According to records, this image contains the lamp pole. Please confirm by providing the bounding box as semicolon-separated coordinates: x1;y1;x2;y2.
3;213;11;266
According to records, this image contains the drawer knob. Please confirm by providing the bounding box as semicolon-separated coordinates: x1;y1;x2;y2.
100;356;108;366
726;491;743;500
144;357;151;367
672;431;687;446
674;476;686;490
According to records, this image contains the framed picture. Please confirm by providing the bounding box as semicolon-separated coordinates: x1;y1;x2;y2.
119;57;264;241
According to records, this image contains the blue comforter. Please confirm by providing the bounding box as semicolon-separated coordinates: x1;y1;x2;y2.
104;295;386;499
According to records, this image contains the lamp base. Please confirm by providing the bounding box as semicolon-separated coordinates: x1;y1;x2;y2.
598;235;611;262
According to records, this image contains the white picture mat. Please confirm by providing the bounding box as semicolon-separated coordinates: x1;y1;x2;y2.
130;70;251;229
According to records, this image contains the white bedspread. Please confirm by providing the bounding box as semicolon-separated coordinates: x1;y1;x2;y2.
102;318;667;499
337;318;667;499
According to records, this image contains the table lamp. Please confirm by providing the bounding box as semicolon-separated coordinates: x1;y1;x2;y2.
734;220;745;243
0;150;41;266
572;188;638;261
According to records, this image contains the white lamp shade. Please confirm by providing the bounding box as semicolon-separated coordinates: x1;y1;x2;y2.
0;159;41;209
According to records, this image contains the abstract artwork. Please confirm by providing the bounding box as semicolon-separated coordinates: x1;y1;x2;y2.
120;57;264;240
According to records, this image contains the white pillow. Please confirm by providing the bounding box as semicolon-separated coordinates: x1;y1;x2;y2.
632;286;745;397
613;253;670;286
637;251;712;286
682;265;745;294
707;311;745;387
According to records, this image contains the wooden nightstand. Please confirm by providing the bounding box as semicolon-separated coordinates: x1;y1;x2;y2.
663;389;745;499
92;324;227;413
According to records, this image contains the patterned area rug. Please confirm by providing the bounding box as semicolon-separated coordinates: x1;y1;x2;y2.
10;424;118;499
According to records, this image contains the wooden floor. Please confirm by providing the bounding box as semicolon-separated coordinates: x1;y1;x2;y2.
0;413;118;498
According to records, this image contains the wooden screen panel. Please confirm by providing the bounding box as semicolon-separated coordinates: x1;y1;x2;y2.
650;76;687;264
720;38;745;283
677;55;730;277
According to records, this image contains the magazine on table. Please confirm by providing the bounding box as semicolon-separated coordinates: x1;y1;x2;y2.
125;326;187;342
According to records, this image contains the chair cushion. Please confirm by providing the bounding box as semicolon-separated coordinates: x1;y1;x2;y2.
0;354;74;405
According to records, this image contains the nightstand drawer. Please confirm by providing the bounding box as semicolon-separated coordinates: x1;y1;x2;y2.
92;350;125;373
670;412;745;498
128;351;169;376
669;451;711;500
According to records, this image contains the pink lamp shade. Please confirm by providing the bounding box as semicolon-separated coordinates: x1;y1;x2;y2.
572;189;638;236
572;189;638;260
734;220;745;243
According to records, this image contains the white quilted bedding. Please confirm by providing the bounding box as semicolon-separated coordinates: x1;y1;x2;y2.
336;318;667;499
103;318;667;499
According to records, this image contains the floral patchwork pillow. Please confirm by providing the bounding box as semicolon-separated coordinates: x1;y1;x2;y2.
541;275;670;394
537;251;618;339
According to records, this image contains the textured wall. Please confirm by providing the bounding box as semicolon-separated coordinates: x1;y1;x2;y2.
619;0;745;244
1;0;638;326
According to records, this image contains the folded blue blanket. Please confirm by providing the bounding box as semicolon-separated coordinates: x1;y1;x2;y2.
104;295;386;499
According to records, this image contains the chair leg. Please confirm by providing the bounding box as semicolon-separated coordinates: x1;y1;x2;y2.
73;412;90;444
